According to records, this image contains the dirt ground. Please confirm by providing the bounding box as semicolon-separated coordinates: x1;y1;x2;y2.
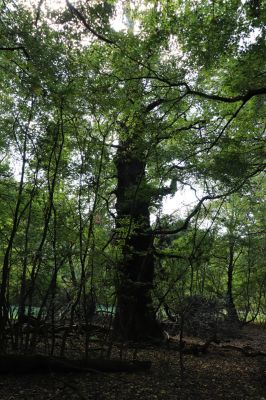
0;324;265;400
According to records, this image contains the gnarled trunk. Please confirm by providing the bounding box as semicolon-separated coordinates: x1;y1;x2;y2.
113;139;163;341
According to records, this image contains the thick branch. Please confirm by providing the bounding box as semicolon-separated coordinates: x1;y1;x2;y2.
187;87;266;103
0;46;30;59
65;2;266;111
153;166;265;235
154;250;186;260
128;73;266;105
35;0;44;26
66;0;114;45
145;98;165;112
153;194;214;235
148;75;266;104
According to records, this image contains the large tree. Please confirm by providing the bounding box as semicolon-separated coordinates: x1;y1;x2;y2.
0;0;265;344
64;0;266;340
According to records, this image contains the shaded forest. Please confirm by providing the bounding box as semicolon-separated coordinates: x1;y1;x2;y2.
0;0;265;398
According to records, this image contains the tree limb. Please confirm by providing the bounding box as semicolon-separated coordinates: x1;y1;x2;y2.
0;46;30;59
153;166;265;235
66;0;114;45
187;87;266;103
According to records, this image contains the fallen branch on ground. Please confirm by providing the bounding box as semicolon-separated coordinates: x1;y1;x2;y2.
215;344;266;357
0;354;151;374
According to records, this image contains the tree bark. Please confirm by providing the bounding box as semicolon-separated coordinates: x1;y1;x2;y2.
113;138;163;341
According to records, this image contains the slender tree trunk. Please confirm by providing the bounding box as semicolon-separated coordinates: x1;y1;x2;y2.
226;240;239;323
28;109;65;350
0;113;31;349
114;139;163;341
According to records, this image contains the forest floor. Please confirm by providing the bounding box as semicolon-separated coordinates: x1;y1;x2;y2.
0;324;265;400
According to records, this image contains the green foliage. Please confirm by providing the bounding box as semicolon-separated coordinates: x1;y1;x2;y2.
0;0;265;331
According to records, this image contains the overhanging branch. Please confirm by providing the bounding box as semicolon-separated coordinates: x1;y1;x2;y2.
65;3;266;111
153;166;266;235
148;75;266;104
187;87;266;103
0;46;30;59
66;0;114;45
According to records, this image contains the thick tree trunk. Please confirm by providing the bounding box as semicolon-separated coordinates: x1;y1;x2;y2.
113;139;163;341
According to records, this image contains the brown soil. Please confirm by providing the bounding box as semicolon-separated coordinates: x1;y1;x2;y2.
0;324;265;400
